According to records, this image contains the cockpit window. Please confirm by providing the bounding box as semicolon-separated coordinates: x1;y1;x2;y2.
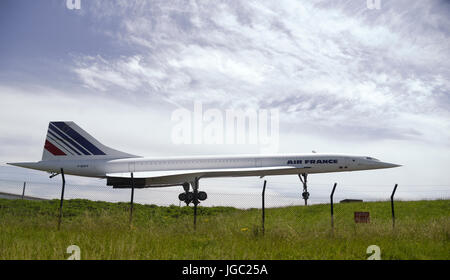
366;157;380;161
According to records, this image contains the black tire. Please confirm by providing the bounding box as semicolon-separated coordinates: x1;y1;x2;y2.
186;192;194;203
198;191;207;201
302;192;310;200
178;193;187;201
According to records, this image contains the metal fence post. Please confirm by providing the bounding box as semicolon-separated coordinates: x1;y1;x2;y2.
58;169;65;230
193;177;199;230
330;183;337;232
129;172;135;226
21;182;26;199
262;180;267;235
391;184;398;229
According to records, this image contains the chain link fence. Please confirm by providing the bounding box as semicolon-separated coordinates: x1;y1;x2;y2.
1;178;449;209
1;176;449;238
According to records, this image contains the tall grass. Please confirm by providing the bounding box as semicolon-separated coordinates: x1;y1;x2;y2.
0;198;448;260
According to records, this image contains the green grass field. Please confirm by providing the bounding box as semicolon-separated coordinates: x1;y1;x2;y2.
0;198;448;260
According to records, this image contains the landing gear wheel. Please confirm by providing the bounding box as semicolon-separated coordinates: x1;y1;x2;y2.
186;192;194;203
302;191;310;200
198;191;207;201
178;192;186;201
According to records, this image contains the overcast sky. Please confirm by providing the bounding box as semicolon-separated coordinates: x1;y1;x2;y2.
0;0;449;206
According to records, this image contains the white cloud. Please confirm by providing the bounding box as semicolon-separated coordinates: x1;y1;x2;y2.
74;1;449;111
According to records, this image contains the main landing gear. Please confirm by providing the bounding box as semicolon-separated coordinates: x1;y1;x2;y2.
178;178;208;229
178;180;207;206
298;173;310;206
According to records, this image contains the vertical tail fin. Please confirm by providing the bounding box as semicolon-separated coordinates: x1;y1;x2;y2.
42;121;138;160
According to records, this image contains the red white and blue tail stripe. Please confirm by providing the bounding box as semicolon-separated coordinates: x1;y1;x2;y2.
42;121;136;160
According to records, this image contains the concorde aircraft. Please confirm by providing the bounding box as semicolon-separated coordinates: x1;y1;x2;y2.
7;121;401;205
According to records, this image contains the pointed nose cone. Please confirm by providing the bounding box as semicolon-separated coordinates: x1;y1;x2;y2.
380;162;402;169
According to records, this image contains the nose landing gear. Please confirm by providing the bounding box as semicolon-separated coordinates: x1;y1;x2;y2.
299;173;309;206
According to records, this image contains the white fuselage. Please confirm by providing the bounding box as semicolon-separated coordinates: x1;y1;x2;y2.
13;153;399;178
